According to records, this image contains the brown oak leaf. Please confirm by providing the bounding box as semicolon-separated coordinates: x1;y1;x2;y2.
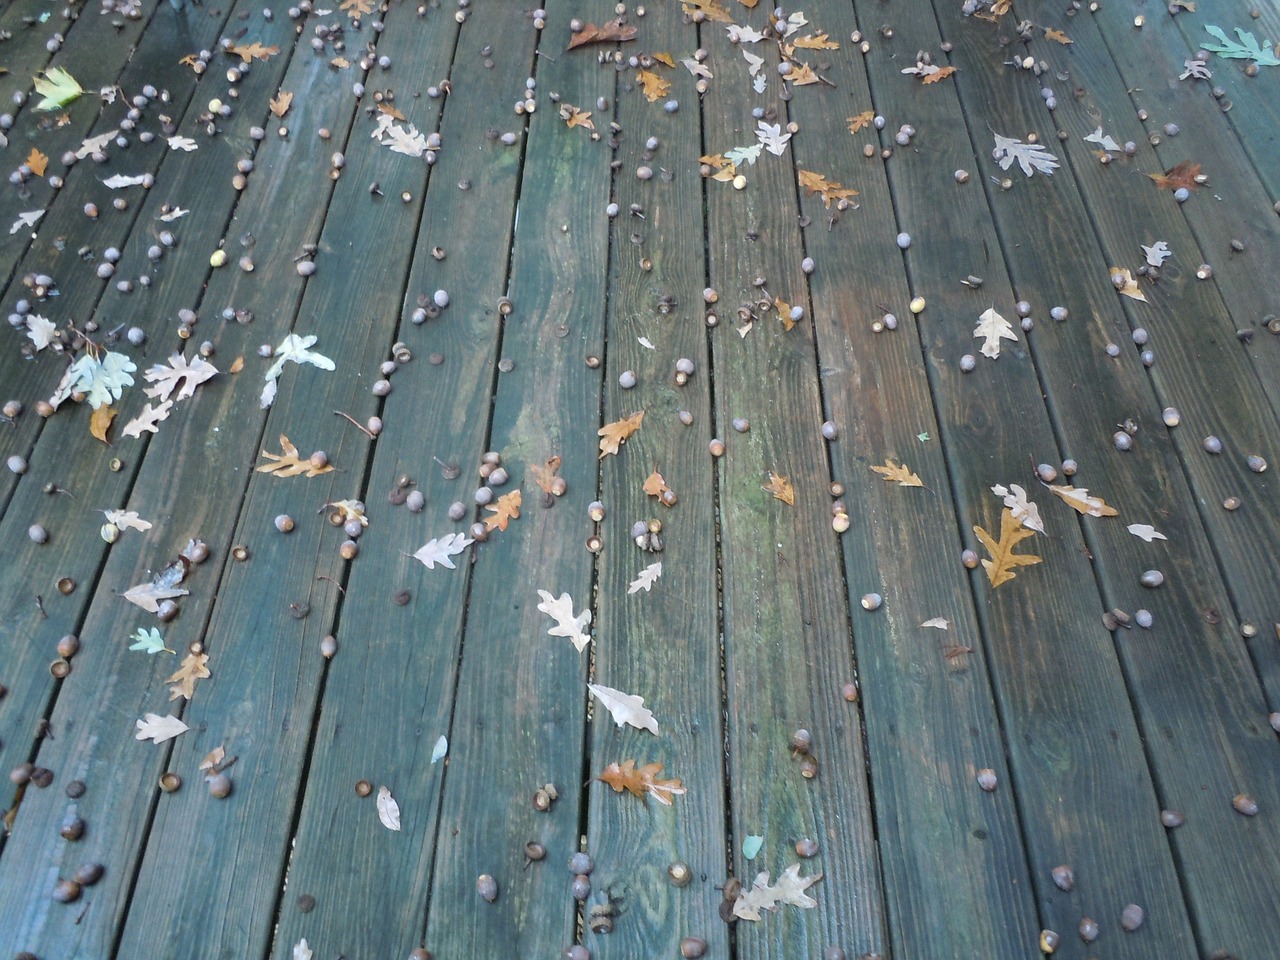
529;455;563;494
227;42;280;63
269;91;293;117
973;507;1042;588
637;69;671;102
27;148;49;177
483;490;522;532
256;435;335;477
763;472;795;505
599;411;644;458
167;651;210;701
1148;160;1202;191
599;759;686;805
870;459;923;487
566;17;638;50
846;110;874;133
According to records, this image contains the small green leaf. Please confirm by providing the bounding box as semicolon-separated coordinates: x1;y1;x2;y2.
128;628;174;655
32;66;84;111
742;834;764;860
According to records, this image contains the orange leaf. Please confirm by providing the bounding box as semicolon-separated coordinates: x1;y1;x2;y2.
738;0;759;7
637;69;671;102
775;297;798;332
483;490;522;532
763;472;794;505
793;32;840;50
1044;27;1073;44
870;459;923;487
1148;160;1202;191
269;91;293;117
680;0;734;22
256;435;335;477
26;148;49;177
228;355;245;374
166;651;211;701
599;759;686;805
227;42;279;63
643;470;677;506
560;105;594;130
90;405;116;444
529;455;563;494
921;65;957;84
566;17;638;50
846;110;874;134
651;52;675;68
339;0;372;16
797;169;858;208
787;63;821;85
973;507;1042;588
599;411;644;458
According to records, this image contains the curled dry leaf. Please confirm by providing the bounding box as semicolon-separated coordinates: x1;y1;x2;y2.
763;472;795;505
566;17;638;50
599;411;644;458
1148;160;1202;191
103;509;153;534
797;170;858;208
1110;267;1148;302
1048;484;1119;517
257;435;335;477
90;405;116;443
269;91;293;117
598;759;686;805
991;483;1044;533
637;69;671;102
1127;523;1168;542
376;785;401;831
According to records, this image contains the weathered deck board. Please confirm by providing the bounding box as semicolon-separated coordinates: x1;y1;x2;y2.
585;5;728;960
698;9;887;959
940;3;1280;956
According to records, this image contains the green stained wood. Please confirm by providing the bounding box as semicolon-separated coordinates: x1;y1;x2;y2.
697;8;887;960
413;3;616;959
582;5;728;960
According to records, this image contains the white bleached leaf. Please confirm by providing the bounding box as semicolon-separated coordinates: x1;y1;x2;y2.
10;209;44;235
753;73;768;93
412;532;474;570
76;131;115;159
1141;240;1171;267
756;120;792;156
101;173;148;189
921;617;950;630
742;50;766;75
376;786;401;831
1083;127;1122;152
974;308;1018;359
1127;523;1168;542
135;713;189;744
371;113;428;158
103;509;153;533
293;939;313;960
50;350;137;409
261;333;335;408
628;561;663;594
158;206;189;222
1179;58;1213;80
637;336;656;350
733;863;822;921
683;57;713;79
588;682;659;735
992;133;1059;177
728;24;767;43
991;483;1044;533
121;400;174;439
143;353;218;402
431;736;448;764
725;143;762;167
535;589;591;652
167;135;198;152
25;314;57;351
1047;483;1119;518
122;581;189;613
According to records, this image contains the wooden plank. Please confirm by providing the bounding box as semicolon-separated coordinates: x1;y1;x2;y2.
412;5;619;958
111;7;462;959
858;3;1203;958
782;5;1044;958
695;8;887;959
265;7;545;958
934;2;1280;955
581;6;728;960
0;0;159;290
0;0;251;858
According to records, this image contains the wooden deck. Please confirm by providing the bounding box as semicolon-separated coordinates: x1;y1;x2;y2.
2;0;1279;957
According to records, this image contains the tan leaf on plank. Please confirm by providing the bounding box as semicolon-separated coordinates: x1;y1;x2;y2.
1048;484;1119;517
256;435;335;477
973;507;1042;588
870;459;923;487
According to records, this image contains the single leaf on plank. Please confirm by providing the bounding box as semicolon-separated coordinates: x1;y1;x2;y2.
566;17;638;49
1110;267;1147;302
413;532;474;570
870;459;923;487
637;69;671;102
431;736;448;764
742;50;766;76
588;683;659;735
921;617;950;629
1141;240;1172;267
536;590;591;652
144;352;218;402
974;307;1018;358
973;507;1042;588
10;210;44;235
529;455;563;494
261;333;335;408
559;104;594;130
167;136;198;152
846;110;874;133
26;148;49;177
921;65;957;83
167;651;210;700
1179;59;1212;80
339;0;373;16
376;786;401;831
763;472;794;505
269;90;293;117
724;143;763;167
122;581;189;613
628;561;662;594
793;32;839;49
651;52;675;68
599;411;644;458
1044;27;1072;43
643;470;676;505
743;835;765;860
756;121;792;156
785;63;821;85
104;509;153;533
293;939;313;960
121;400;174;439
598;759;686;805
1084;127;1123;153
483;490;522;532
257;435;334;477
26;314;57;351
1201;24;1280;66
991;483;1044;533
90;405;116;443
135;713;188;744
683;0;734;22
992;133;1059;177
128;627;173;654
1147;160;1202;191
199;746;226;771
227;41;279;63
1049;484;1119;517
682;57;713;79
733;864;823;921
1127;523;1168;542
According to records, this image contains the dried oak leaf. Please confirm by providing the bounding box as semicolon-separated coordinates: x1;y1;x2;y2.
871;459;923;487
339;0;373;16
733;863;823;921
643;470;676;505
529;455;563;494
1110;267;1148;302
121;400;173;439
599;411;644;458
227;42;279;63
269;90;293;117
599;759;686;805
1148;160;1202;191
680;0;734;22
27;148;49;177
483;490;522;532
797;169;858;208
1044;27;1073;44
566;17;638;50
793;32;839;50
973;507;1042;588
559;104;594;130
637;69;671;102
166;651;210;701
90;405;116;443
846;110;874;133
135;713;188;744
1047;484;1118;518
257;435;335;477
763;472;795;505
921;65;958;83
785;63;821;85
122;581;189;614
